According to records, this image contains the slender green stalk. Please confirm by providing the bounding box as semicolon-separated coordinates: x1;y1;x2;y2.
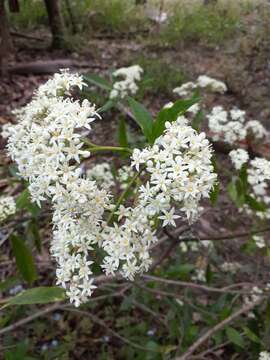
82;137;132;154
107;169;143;225
89;146;132;154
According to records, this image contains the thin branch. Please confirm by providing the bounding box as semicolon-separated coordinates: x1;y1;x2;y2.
64;307;160;353
0;303;61;336
180;227;270;243
0;286;128;336
142;275;254;294
175;297;264;360
151;225;190;270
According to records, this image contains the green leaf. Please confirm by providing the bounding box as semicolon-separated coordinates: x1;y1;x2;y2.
210;182;219;206
226;327;245;348
239;164;248;193
242;326;262;344
16;188;30;208
227;179;245;207
0;276;20;292
166;263;194;279
192;110;204;131
6;286;65;306
16;189;40;217
118;117;128;148
98;99;115;113
206;263;213;284
127;97;154;143
10;235;37;284
245;195;267;212
83;74;112;91
227;180;238;204
152;97;199;140
26;220;42;253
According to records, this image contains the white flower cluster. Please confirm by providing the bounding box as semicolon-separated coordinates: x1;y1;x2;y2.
244;286;263;306
118;165;136;189
100;117;216;281
230;150;270;219
197;75;227;93
207;106;267;145
187;103;200;116
110;65;143;99
173;75;227;97
87;163;114;189
192;269;206;282
247;157;270;219
229;148;249;170
221;261;241;274
259;352;270;360
0;196;16;222
253;235;266;248
6;70;218;305
131;117;217;224
1;122;14;139
6;70;111;306
51;178;110;306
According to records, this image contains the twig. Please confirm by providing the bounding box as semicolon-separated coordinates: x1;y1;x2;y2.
175;298;264;360
189;340;230;359
0;286;128;336
0;303;61;336
151;225;190;270
131;299;168;328
142;275;254;294
181;227;270;243
64;307;159;352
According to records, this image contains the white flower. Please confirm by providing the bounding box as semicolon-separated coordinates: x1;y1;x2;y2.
253;235;266;248
192;269;206;282
159;208;180;227
187;103;200;115
87;163;114;189
131;116;217;224
0;196;16;222
244;286;263;307
246;120;267;140
207;106;267;145
163;101;174;109
196;75;227;93
1;122;14;139
235;156;270;220
173;75;227;98
229;149;249;170
207;106;247;145
110;65;143;99
221;262;241;274
259;351;270;360
173;82;197;97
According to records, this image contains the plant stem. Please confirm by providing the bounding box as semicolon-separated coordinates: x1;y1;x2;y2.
107;169;143;224
82;137;132;154
89;145;132;154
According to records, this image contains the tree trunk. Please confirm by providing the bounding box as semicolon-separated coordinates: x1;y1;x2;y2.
44;0;66;49
0;0;13;74
8;0;19;12
64;0;77;34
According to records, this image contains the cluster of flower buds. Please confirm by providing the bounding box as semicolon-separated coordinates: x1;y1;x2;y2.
110;65;143;99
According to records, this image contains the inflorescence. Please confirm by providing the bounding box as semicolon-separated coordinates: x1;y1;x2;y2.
6;70;216;306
